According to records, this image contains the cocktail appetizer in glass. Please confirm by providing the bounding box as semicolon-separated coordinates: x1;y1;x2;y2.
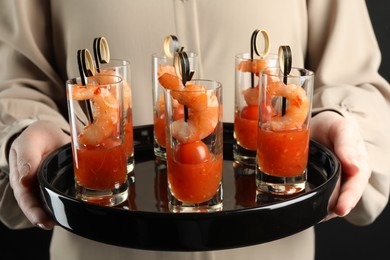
256;46;314;195
152;35;198;159
92;37;134;174
66;49;128;206
234;29;278;167
159;51;223;212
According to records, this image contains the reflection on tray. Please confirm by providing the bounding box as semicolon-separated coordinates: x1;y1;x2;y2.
233;162;257;208
99;156;323;212
154;158;169;212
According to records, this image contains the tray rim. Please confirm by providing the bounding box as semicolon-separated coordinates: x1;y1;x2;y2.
38;123;341;251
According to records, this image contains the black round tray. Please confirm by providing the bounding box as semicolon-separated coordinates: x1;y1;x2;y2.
38;123;340;251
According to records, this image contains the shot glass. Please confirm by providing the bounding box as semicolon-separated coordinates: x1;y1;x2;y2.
165;79;223;212
233;53;278;167
256;67;314;195
152;52;198;160
66;75;128;206
98;59;134;175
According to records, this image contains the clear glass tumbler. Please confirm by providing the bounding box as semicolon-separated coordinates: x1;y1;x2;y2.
152;52;198;160
233;53;278;168
256;67;314;195
66;75;128;206
164;79;223;212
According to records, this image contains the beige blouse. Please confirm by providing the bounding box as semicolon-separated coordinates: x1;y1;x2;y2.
1;0;390;259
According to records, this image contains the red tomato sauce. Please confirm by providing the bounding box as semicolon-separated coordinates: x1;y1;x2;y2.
167;141;222;204
257;127;309;177
74;144;127;190
234;105;259;150
154;113;167;147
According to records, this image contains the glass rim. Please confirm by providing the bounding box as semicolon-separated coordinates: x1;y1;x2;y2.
152;51;199;59
165;79;222;93
66;74;123;85
235;52;278;61
261;67;314;78
99;58;130;67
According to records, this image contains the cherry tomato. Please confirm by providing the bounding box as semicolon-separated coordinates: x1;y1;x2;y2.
240;105;258;121
174;141;211;164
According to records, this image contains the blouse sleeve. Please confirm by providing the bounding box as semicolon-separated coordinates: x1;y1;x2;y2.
0;0;69;228
307;0;390;225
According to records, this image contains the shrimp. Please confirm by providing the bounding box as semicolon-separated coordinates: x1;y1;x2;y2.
156;93;182;115
265;81;309;131
241;86;259;106
94;71;132;111
70;84;119;146
237;59;268;75
170;83;219;143
240;67;275;106
157;65;177;78
158;68;219;143
156;65;182;113
158;65;183;91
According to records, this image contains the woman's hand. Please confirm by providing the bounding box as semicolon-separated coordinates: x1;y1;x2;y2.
310;111;371;220
8;120;70;230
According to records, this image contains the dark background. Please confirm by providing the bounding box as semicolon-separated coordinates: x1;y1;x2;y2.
366;1;390;81
1;1;389;259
